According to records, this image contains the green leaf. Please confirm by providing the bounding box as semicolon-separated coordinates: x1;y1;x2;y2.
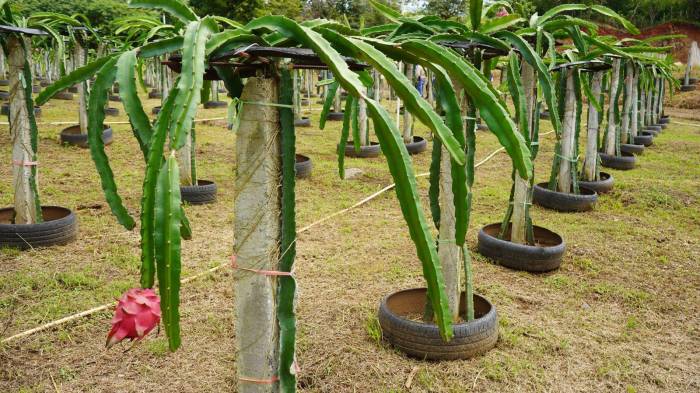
494;31;561;135
368;0;401;23
154;153;182;351
319;81;339;130
138;36;184;58
88;56;135;230
365;101;453;341
169;18;217;150
35;55;117;106
117;50;152;158
537;4;587;25
277;67;297;393
479;15;524;34
320;30;466;165
401;40;533;180
590;5;639;35
470;0;483;31
140;84;181;289
128;0;198;23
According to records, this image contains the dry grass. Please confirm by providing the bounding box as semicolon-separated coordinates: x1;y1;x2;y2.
0;87;699;393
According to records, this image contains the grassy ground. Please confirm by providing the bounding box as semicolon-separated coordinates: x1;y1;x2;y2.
0;85;699;393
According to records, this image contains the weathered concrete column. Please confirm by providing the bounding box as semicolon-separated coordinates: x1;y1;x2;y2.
582;71;603;182
605;58;621;156
8;36;39;224
234;76;281;393
75;40;88;135
630;66;639;138
510;62;536;244
558;68;577;193
402;63;413;143
438;143;461;320
358;95;368;146
176;132;194;186
620;61;634;144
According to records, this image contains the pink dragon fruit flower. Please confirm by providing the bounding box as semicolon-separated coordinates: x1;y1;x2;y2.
496;8;509;17
106;288;161;348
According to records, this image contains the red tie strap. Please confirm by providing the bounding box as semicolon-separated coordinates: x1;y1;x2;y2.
230;255;293;277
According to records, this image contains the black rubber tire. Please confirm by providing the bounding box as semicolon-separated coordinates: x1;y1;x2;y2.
600;151;636;170
659;122;668;130
643;126;661;135
60;125;113;148
680;85;696;92
533;182;598;212
621;143;644;155
326;111;345;121
148;90;162;99
109;95;121;102
578;172;614;194
104;107;119;117
181;180;217;205
0;79;8;86
477;223;565;272
345;141;381;158
32;85;41;94
68;86;78;93
203;101;227;109
0;91;9;100
634;133;654;147
40;80;50;87
152;106;161;115
476;123;489;131
301;99;310;106
378;288;498;360
54;91;73;100
539;110;550;120
1;104;41;117
113;86;120;94
405;136;428;155
295;154;312;179
0;206;78;250
294;117;312;127
659;116;670;125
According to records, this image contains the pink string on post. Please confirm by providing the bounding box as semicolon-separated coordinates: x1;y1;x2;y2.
12;160;38;166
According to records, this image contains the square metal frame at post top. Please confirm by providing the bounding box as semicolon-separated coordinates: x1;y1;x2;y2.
0;25;48;37
551;60;613;74
162;45;369;80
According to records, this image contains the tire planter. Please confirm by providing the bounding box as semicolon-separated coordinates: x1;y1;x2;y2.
301;99;310;106
345;141;381;158
40;80;50;87
643;125;661;135
0;206;78;250
148;90;162;99
152;106;161;115
659;116;670;125
53;91;73;100
0;91;8;100
109;95;121;102
405;136;428;155
539;110;550;120
533;182;598;212
181;180;217;205
203;100;227;109
680;77;699;84
60;125;113;148
378;288;498;361
68;86;78;93
477;223;565;272
295;154;312;179
680;85;696;92
635;132;654;146
476;123;489;131
600;151;636;170
32;85;41;94
621;143;644;155
104;107;119;117
0;79;8;86
326;111;344;121
2;104;41;117
294;117;311;127
578;172;614;194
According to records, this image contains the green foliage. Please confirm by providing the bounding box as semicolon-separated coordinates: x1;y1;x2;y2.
12;0;142;34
